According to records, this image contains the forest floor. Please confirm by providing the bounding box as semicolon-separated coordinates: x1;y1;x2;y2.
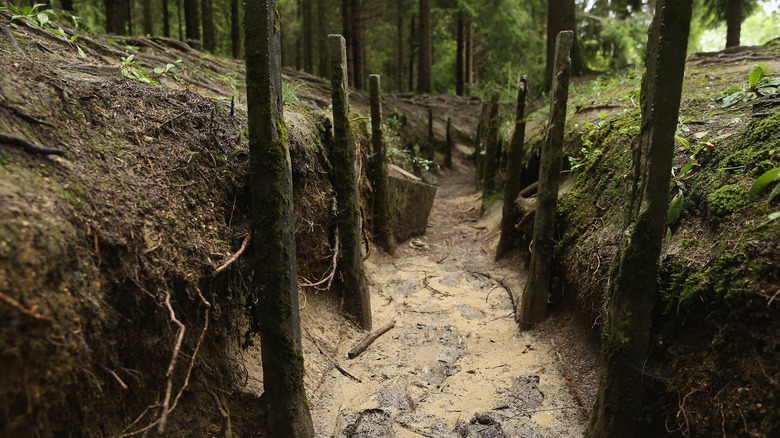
298;161;599;437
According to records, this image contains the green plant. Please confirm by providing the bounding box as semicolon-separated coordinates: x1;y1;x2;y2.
569;112;609;171
120;55;158;85
282;81;308;107
707;184;745;217
719;64;780;108
672;134;711;180
748;167;780;201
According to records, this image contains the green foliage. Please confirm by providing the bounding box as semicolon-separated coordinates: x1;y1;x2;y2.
719;64;780;108
667;189;685;225
748;167;780;200
569;112;608;171
120;55;158;85
282;81;308;107
707;184;745;217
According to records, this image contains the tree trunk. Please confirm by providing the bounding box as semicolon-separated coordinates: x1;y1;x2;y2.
474;101;489;191
62;0;74;12
341;0;354;88
465;15;473;87
417;0;432;93
397;10;404;92
350;0;364;90
519;31;573;328
481;90;501;207
369;74;396;255
177;0;183;40
409;15;415;92
725;0;743;48
163;0;171;37
231;0;240;57
316;0;328;77
586;1;692;436
544;0;587;90
142;0;152;35
329;34;373;330
127;0;133;35
104;0;128;35
244;0;315;435
302;0;313;73
426;107;435;161
496;76;528;260
456;11;465;96
202;0;215;52
184;0;200;48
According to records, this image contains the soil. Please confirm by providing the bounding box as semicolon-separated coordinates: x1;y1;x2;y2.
300;165;595;437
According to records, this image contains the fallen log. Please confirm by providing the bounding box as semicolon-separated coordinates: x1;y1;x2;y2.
347;321;396;359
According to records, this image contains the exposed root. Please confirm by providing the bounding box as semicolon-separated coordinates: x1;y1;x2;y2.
215;234;251;274
0;290;55;323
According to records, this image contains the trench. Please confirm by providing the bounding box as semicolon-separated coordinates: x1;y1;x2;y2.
298;162;596;437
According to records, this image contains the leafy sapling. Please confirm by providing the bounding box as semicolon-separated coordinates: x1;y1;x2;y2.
719;64;780;108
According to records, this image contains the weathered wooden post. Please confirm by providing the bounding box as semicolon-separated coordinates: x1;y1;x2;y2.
329;34;372;330
426;107;435;161
586;2;692;436
496;75;528;259
474;101;488;190
519;31;573;328
444;117;453;169
481;90;500;211
369;74;396;255
244;0;314;435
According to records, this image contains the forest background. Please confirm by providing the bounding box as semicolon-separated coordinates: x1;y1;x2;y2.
4;0;779;101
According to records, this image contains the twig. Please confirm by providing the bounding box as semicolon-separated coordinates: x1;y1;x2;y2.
215;234;250;273
0;290;55;322
207;388;232;438
0;23;26;57
347;321;396;359
422;275;451;297
1;101;55;127
469;270;515;309
0;132;66;156
158;292;186;434
101;365;128;390
305;328;361;382
436;238;454;264
506;405;591;419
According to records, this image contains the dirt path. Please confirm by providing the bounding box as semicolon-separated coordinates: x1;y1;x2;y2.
307;166;587;437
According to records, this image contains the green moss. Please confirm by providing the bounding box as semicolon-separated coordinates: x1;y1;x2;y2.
707;184;745;217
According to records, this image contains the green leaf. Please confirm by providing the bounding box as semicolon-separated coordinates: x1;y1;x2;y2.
598;112;608;119
676;136;690;151
748;168;780;199
52;27;65;37
667;190;684;225
36;13;49;26
769;182;780;202
768;211;780;221
679;164;694;178
70;34;79;42
153;66;165;74
77;46;87;59
748;64;767;89
757;87;779;96
722;90;746;108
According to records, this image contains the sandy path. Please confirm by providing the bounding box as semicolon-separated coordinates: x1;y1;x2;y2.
307;166;586;437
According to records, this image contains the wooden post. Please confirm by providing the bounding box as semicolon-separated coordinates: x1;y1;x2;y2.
244;1;314;436
369;74;396;255
474;101;488;190
519;31;573;328
426;107;435;161
586;2;692;436
329;34;372;330
496;75;528;260
445;117;453;169
481;90;500;211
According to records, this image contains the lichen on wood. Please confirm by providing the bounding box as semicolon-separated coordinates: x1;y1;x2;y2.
481;90;501;212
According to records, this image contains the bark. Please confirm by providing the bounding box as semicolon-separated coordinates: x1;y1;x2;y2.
586;1;692;436
163;0;171;37
519;31;573;328
474;101;488;190
496;76;528;260
544;0;587;90
725;0;743;48
417;0;432;93
341;0;354;88
231;0;240;58
351;0;364;90
142;0;152;35
409;15;415;92
444;117;453;169
397;10;404;92
481;90;501;205
184;0;200;48
465;15;473;87
61;0;74;11
329;34;373;330
302;0;313;73
126;0;133;35
316;0;328;77
456;11;465;96
244;1;315;435
202;0;215;52
177;0;183;40
104;0;128;35
426;108;434;161
369;74;396;255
